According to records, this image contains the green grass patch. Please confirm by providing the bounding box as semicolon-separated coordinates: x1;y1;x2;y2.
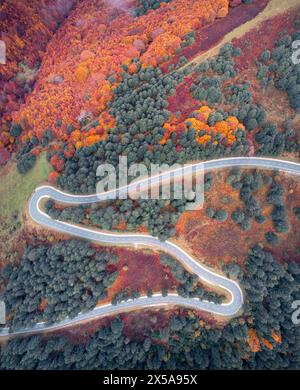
0;152;51;223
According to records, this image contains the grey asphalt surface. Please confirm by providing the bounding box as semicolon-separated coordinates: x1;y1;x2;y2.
1;157;299;338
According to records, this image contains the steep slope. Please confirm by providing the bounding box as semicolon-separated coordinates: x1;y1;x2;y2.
0;0;77;158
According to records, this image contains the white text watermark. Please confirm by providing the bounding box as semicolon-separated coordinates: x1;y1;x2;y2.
0;301;5;325
96;157;204;210
292;300;300;325
0;40;6;65
292;40;300;65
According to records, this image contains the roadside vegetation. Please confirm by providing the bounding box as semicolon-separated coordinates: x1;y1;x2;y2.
0;152;51;223
1;246;299;369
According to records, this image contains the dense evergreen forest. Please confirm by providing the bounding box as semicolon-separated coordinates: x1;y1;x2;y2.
1;246;299;369
0;237;225;331
1;240;118;331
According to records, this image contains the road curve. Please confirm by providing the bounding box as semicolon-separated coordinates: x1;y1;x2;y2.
1;157;299;338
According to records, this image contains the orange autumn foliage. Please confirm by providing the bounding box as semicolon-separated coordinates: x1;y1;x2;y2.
38;298;48;312
0;0;75;81
271;330;282;344
160;105;245;146
115;220;127;231
128;62;139;75
11;0;229;146
75;64;90;82
0;0;75;146
247;329;261;353
48;171;59;184
160;122;177;145
70;112;115;149
50;154;64;172
247;329;282;353
262;338;273;350
0;130;11;148
142;33;182;67
83;135;103;146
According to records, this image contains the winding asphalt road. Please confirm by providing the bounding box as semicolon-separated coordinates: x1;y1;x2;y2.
0;157;299;338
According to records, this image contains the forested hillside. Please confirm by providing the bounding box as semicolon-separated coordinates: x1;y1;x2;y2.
1;246;299;369
0;0;300;371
